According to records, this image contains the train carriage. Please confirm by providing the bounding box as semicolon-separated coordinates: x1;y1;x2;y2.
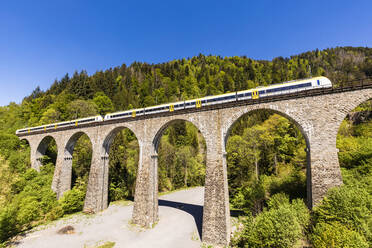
17;77;332;135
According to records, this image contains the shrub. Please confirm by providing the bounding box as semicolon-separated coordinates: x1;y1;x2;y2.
233;198;310;248
0;206;19;243
45;205;64;221
59;179;86;214
252;206;302;248
268;169;307;200
266;192;289;209
109;181;129;201
313;185;372;242
231;180;265;214
16;196;42;226
311;222;368;248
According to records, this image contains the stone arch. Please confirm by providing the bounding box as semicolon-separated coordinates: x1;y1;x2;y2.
224;108;310;151
35;135;58;170
64;131;93;159
334;96;372;138
20;137;31;145
152;117;208;153
223;107;312;206
151;118;207;239
52;131;93;199
102;125;140;157
101;125;140;204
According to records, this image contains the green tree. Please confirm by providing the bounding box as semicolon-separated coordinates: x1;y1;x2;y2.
66;99;98;119
93;92;114;115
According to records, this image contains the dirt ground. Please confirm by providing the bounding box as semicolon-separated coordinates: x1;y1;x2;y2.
12;187;205;248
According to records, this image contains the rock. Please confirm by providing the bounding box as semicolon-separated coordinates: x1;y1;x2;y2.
57;225;75;234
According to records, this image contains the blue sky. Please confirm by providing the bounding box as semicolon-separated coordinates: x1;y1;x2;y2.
0;0;371;106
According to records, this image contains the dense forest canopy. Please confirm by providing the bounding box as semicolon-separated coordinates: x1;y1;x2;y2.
0;46;371;247
14;46;372;129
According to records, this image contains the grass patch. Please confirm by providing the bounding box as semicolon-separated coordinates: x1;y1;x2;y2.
84;241;115;248
96;241;115;248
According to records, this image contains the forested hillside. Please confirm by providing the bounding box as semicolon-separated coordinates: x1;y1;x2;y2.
0;47;371;247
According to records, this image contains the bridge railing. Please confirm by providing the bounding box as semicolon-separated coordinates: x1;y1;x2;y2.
335;77;372;89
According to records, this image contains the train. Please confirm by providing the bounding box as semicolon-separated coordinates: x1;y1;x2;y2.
16;76;332;135
16;115;103;135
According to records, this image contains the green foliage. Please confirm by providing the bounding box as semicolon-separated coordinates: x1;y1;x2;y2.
72;135;93;185
266;167;307;201
108;129;139;201
0;206;18;242
266;192;289;209
157;121;206;192
0;163;58;242
233;197;310;248
66;99;98;119
311;222;369;248
59;178;87;214
0;133;20;159
312;185;372;243
231;180;265;214
337;136;372;169
93;92;114;115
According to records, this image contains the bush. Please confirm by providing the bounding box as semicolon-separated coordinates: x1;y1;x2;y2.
311;222;368;248
16;196;42;226
268;169;307;200
233;197;310;248
313;185;372;242
0;206;19;243
45;205;64;221
266;192;289;209
59;179;86;214
109;181;129;202
231;180;265;214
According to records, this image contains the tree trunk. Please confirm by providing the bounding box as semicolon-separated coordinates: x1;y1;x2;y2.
184;160;188;187
255;155;259;180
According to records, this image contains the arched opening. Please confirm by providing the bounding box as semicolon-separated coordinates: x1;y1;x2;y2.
336;99;372;186
57;132;93;212
102;127;139;204
154;119;206;240
66;132;93;188
225;109;310;215
36;136;57;170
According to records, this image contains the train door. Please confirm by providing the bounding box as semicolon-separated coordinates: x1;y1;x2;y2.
252;90;259;99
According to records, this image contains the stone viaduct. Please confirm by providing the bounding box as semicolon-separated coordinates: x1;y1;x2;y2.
16;83;372;246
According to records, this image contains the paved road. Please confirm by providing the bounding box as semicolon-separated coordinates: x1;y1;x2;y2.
14;187;204;248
